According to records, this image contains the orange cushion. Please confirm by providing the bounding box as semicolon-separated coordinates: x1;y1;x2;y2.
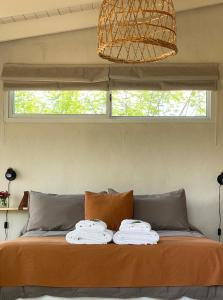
85;191;134;230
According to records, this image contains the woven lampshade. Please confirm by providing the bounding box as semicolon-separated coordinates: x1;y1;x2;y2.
97;0;178;64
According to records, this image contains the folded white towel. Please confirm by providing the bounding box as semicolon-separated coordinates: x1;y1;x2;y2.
113;230;159;245
66;229;113;245
119;219;151;233
75;219;107;232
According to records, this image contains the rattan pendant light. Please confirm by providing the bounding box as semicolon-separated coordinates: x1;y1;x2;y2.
97;0;178;64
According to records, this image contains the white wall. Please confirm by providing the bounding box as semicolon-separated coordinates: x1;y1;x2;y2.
0;5;223;241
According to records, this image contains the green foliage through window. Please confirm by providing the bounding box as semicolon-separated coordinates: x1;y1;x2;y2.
112;90;207;117
13;90;207;117
14;91;107;115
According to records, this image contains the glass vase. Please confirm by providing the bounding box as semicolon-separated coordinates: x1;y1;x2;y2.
0;198;8;208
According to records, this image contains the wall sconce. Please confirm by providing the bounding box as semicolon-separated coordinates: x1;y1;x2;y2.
217;172;223;241
5;168;17;182
217;173;223;186
3;168;17;240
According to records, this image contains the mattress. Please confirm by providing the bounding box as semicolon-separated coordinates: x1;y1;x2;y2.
2;286;223;300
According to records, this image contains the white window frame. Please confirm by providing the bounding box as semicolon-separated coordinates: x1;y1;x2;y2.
4;90;215;123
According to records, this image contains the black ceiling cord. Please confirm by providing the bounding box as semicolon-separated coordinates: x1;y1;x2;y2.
217;172;223;242
4;168;17;240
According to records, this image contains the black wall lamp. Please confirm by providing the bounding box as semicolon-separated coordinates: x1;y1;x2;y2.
3;168;17;240
217;173;223;186
5;168;17;182
217;172;223;241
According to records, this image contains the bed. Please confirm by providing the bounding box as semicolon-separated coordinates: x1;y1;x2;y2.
1;229;223;300
1;189;222;300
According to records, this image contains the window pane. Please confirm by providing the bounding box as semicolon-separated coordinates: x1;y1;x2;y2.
14;91;107;115
112;90;207;117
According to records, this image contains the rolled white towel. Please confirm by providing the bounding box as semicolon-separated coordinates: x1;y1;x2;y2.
119;219;151;233
75;219;107;232
113;230;159;245
66;229;113;245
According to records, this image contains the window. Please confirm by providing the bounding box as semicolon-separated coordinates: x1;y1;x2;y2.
8;90;211;121
112;90;208;117
13;91;107;115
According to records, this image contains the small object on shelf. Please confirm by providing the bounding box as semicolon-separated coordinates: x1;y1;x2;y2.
18;191;29;210
0;191;10;208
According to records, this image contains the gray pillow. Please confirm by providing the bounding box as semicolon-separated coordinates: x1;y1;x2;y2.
108;188;189;231
26;191;85;232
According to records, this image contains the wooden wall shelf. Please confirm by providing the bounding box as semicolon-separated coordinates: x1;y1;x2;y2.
0;207;28;211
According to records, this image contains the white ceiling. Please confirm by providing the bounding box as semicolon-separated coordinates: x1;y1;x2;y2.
0;0;222;43
0;0;96;18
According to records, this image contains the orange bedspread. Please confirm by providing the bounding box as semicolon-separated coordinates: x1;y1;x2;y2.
0;236;223;287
